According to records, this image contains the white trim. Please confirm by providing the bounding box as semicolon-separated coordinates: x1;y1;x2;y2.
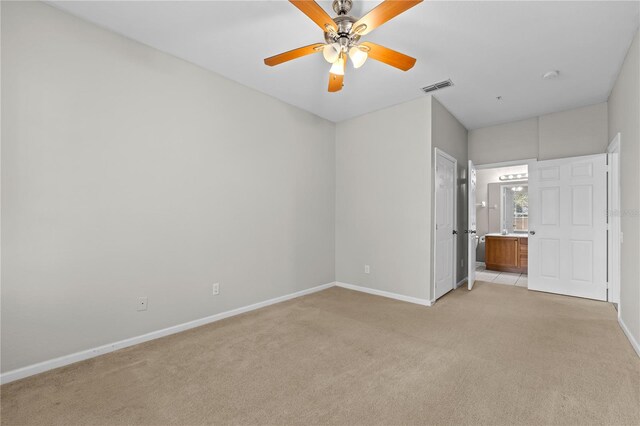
475;158;536;170
607;132;621;154
618;316;640;358
0;282;335;384
335;282;432;306
607;133;621;305
434;148;457;165
433;148;458;301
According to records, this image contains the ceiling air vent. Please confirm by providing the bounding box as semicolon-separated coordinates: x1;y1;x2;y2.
421;79;454;94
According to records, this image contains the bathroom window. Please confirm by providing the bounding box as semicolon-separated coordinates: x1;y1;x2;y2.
501;184;528;233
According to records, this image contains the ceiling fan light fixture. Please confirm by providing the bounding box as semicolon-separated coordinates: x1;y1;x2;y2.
323;43;341;63
349;46;368;68
329;55;345;75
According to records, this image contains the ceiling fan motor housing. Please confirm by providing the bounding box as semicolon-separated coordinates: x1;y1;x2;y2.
324;15;361;51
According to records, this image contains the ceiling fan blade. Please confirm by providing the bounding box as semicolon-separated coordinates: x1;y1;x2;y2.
352;0;423;36
290;0;338;32
360;42;416;71
328;72;344;92
328;57;346;92
264;43;324;66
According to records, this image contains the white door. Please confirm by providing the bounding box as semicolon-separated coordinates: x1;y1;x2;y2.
528;154;607;300
435;151;456;300
467;160;477;290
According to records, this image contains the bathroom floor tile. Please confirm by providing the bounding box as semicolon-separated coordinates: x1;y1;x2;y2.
493;272;521;285
476;271;499;282
516;275;528;288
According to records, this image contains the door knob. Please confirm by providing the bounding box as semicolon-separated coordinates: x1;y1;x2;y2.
470;230;476;234
529;230;536;235
453;230;458;235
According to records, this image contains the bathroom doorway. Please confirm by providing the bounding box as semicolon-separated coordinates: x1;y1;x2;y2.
472;161;530;287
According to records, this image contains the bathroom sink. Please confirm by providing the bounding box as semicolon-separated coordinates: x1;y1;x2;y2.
485;233;528;238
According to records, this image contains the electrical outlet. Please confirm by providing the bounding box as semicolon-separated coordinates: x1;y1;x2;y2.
212;282;220;295
364;265;370;274
137;297;148;311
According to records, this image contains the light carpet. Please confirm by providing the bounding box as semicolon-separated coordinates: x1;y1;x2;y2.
1;282;639;425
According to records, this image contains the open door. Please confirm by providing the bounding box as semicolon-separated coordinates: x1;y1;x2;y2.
467;160;477;290
528;154;607;300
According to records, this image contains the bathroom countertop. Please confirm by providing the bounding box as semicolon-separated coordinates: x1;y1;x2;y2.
485;233;528;238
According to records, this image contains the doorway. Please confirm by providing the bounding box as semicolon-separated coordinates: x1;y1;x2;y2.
434;149;457;300
468;161;530;289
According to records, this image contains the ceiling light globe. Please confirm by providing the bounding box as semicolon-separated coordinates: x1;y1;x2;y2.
330;56;345;76
349;46;368;69
323;43;340;63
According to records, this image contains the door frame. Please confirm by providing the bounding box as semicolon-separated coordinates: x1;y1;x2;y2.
475;159;537;170
607;133;621;307
470;159;532;277
433;148;458;300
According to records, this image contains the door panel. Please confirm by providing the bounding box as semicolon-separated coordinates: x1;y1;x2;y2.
539;239;560;278
571;185;593;226
528;154;607;300
467;160;476;290
540;187;560;225
435;152;456;300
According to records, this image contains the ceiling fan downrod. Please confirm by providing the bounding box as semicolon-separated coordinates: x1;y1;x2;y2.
332;0;353;16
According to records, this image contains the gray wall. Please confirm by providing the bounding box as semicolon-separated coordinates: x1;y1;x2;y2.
1;1;336;372
538;103;608;160
431;98;468;284
335;98;432;301
469;103;608;164
469;118;538;165
608;30;640;348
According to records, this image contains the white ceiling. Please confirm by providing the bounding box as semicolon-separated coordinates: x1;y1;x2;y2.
49;1;639;129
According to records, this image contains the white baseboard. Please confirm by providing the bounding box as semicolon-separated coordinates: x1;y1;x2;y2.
618;316;640;358
0;282;335;385
335;282;432;307
455;277;468;289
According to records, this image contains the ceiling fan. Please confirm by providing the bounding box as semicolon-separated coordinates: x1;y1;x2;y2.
264;0;423;92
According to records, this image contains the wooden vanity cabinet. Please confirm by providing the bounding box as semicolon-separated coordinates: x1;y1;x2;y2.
518;238;528;271
485;236;528;274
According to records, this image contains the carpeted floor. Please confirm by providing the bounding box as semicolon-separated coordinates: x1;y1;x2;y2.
1;282;639;425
